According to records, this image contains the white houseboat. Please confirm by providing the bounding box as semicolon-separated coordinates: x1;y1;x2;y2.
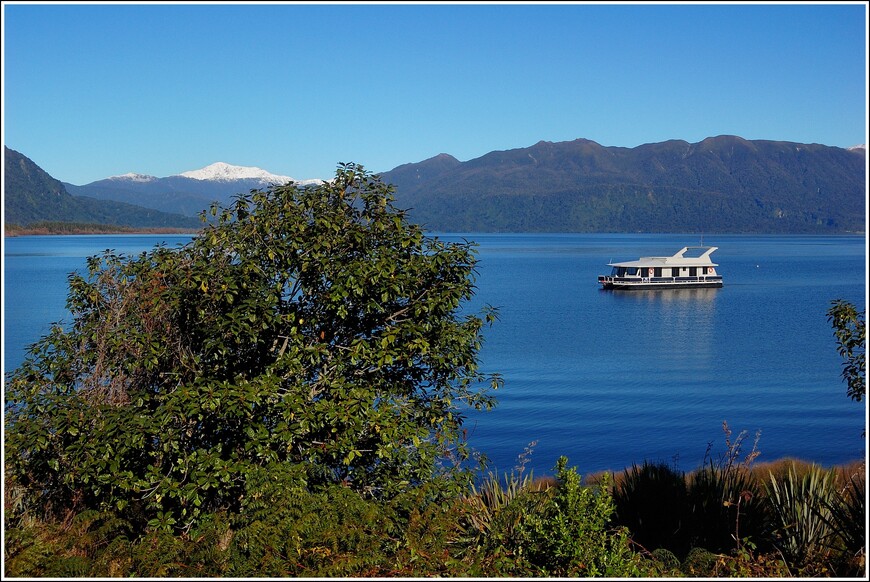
598;246;723;290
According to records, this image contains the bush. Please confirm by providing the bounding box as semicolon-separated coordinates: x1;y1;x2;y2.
4;480;474;578
4;163;501;534
685;423;769;554
686;461;768;555
827;299;865;402
649;547;681;574
510;457;651;577
823;469;866;577
613;461;690;557
681;546;720;576
765;464;840;575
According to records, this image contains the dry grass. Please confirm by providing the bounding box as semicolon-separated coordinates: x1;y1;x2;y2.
565;457;865;493
752;458;866;488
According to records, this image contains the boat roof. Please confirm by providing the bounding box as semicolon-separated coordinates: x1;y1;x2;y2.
608;246;719;268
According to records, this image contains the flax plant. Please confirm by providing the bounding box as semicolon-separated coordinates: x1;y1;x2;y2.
765;464;838;574
613;461;689;557
819;469;866;577
462;441;549;543
686;422;767;554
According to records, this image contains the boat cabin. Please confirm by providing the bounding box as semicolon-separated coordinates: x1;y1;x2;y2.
598;246;723;290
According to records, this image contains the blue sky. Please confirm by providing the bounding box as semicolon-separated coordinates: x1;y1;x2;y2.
2;1;867;186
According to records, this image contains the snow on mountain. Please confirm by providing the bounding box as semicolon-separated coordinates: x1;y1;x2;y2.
105;162;323;186
177;162;296;184
847;144;865;152
109;172;157;183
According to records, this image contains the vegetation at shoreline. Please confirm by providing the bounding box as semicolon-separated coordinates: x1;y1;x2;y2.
4;445;865;577
4;221;201;237
4;165;865;578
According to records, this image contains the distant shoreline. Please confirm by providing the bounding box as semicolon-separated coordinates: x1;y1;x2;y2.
4;223;202;237
5;223;865;238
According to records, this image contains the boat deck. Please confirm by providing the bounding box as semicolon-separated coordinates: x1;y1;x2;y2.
598;275;723;290
598;245;724;290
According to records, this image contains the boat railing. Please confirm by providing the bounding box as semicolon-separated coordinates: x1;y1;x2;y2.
598;275;723;284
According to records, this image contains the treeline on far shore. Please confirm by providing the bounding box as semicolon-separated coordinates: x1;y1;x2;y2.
4;221;202;236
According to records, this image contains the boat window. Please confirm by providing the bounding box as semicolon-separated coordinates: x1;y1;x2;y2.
654;268;662;278
627;267;638;276
670;267;681;277
689;267;697;277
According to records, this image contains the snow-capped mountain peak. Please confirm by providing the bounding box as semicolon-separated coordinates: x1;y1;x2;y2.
177;162;294;184
109;172;157;183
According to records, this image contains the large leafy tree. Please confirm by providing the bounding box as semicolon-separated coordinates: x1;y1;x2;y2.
5;163;500;532
827;299;865;402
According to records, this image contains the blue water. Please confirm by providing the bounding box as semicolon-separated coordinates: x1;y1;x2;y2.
3;233;867;478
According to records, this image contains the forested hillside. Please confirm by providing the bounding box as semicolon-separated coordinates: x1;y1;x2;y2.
382;136;866;233
6;136;866;234
4;147;202;229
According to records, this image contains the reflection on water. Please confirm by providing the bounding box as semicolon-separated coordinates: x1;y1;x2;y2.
602;287;719;372
604;287;720;302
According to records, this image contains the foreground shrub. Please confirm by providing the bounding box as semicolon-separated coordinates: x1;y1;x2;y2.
4;479;471;578
613;461;690;557
7;457;862;578
649;548;682;575
504;456;651;576
765;463;840;575
678;544;789;578
460;443;551;563
458;464;554;574
4;163;501;534
686;460;767;554
822;469;866;577
685;424;768;555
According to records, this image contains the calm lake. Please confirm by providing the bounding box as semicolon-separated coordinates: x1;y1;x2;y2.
3;233;867;478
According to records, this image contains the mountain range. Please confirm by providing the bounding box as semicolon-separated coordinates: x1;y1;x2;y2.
4;135;866;233
4;147;202;229
62;162;322;218
380;136;866;233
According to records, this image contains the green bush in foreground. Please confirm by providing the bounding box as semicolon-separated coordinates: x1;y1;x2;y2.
5;440;863;577
4;163;501;537
459;456;650;577
514;457;648;577
5;457;662;578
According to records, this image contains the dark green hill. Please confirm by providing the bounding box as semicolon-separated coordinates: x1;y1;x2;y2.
4;147;202;229
381;136;866;233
